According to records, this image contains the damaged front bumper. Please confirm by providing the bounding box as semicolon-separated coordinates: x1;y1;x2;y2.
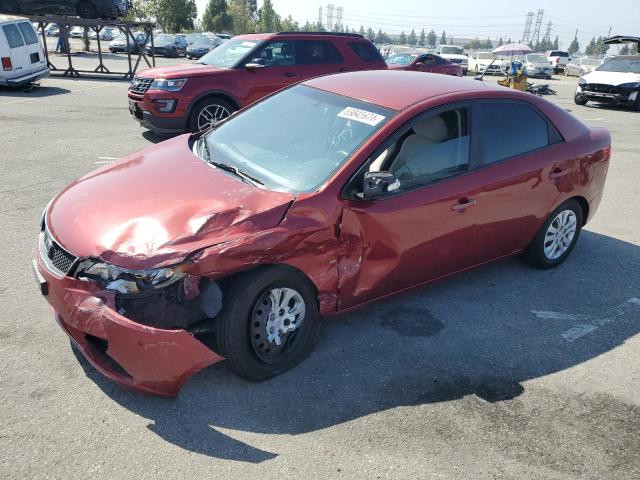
33;254;224;396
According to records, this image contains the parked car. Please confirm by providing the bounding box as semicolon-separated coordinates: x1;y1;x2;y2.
575;55;640;110
109;31;147;54
564;57;600;77
517;53;553;79
0;15;49;86
386;52;462;76
44;24;59;37
434;44;468;74
89;27;117;41
468;51;502;75
186;35;222;59
69;26;84;38
145;33;187;58
128;32;387;135
545;50;571;73
0;0;129;19
35;70;611;396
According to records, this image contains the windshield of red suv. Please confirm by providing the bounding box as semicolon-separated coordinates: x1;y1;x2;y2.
198;38;259;67
197;85;395;192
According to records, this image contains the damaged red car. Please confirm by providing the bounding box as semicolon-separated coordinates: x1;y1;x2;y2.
33;71;611;396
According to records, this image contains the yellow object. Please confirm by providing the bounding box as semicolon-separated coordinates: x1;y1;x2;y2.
498;74;528;91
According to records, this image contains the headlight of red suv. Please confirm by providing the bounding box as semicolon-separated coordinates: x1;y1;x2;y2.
150;78;188;92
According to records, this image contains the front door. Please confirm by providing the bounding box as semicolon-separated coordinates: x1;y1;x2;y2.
242;40;300;105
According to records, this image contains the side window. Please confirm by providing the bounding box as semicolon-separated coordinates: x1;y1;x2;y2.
2;24;25;49
17;22;38;46
250;41;296;67
478;102;552;164
298;40;343;65
371;108;470;190
348;41;384;62
420;55;436;65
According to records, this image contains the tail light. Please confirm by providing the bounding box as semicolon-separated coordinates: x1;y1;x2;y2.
555;58;560;64
1;57;12;71
603;145;611;161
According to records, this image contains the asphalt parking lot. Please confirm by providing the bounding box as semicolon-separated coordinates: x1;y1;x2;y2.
1;63;639;479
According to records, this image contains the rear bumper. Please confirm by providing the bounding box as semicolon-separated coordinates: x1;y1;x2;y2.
33;254;223;396
0;67;49;87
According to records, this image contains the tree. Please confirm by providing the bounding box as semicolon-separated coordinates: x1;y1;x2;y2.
280;15;299;32
585;37;596;56
553;35;559;50
256;0;280;33
228;0;253;34
632;43;638;55
366;27;375;42
408;29;417;46
358;25;365;37
483;37;492;49
154;0;198;33
426;29;437;46
497;37;504;47
419;28;426;46
399;31;407;44
124;0;155;21
202;0;232;33
440;30;447;44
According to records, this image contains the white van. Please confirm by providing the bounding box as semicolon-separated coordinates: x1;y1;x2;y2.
0;15;49;87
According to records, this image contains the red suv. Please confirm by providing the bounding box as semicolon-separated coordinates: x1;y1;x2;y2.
127;32;387;134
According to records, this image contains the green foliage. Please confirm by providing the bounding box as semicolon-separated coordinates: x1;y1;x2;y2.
256;0;280;33
419;28;426;46
399;31;407;44
124;0;155;21
358;25;365;37
440;30;446;44
426;29;437;46
202;0;232;33
228;0;254;34
408;29;417;46
153;0;198;33
585;36;609;57
280;15;299;32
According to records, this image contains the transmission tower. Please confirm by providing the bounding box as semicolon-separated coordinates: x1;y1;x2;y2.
522;11;534;43
532;9;544;45
326;4;334;31
318;6;323;28
543;21;552;42
336;6;343;31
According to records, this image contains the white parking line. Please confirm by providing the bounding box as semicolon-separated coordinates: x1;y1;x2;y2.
94;156;120;164
532;298;640;343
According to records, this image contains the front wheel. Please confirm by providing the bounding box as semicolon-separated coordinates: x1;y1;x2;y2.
574;93;588;106
188;97;234;133
214;266;321;381
523;199;583;269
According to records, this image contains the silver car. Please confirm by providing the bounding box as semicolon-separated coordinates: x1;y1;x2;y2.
564;57;600;77
518;53;553;79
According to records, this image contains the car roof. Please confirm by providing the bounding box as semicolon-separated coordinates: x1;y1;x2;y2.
304;70;505;110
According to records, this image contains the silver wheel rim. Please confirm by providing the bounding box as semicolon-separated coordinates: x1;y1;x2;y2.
543;210;577;260
250;287;306;358
197;104;230;132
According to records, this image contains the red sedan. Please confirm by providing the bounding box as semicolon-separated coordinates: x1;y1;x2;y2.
34;71;610;396
386;52;463;76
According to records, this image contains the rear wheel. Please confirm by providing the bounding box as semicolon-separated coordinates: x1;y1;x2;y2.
523;199;583;269
214;266;321;381
77;1;97;18
188;97;234;133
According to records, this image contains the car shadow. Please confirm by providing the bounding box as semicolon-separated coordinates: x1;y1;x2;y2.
141;130;176;144
0;85;70;98
73;230;640;463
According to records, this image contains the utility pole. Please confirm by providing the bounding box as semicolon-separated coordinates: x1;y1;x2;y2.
318;6;323;29
325;4;334;32
532;9;544;46
607;26;612;38
522;11;534;43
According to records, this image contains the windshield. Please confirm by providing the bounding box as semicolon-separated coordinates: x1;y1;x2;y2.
526;54;548;63
441;46;464;55
387;53;417;65
199;85;394;192
198;38;258;67
581;58;600;66
192;37;212;47
596;57;640;73
156;34;175;45
477;52;493;59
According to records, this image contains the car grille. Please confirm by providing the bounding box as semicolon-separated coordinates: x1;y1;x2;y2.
41;229;77;275
130;77;152;95
584;83;621;94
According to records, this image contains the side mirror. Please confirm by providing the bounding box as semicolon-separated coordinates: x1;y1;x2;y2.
362;171;399;199
245;59;265;69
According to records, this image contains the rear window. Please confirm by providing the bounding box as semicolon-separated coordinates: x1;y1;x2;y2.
349;41;383;62
298;40;343;64
17;22;38;46
2;23;25;49
550;51;569;57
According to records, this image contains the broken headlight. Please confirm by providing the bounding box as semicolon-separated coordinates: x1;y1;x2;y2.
75;259;188;294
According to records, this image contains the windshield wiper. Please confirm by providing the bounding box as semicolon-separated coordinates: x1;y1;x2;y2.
196;138;264;187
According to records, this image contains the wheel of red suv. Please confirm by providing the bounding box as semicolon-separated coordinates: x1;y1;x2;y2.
188;97;234;133
214;266;321;381
523;199;583;269
77;1;97;18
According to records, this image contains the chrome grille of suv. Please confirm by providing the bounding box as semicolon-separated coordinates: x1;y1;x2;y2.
130;77;153;95
42;229;77;275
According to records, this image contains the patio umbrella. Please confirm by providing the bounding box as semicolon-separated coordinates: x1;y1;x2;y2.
491;43;533;56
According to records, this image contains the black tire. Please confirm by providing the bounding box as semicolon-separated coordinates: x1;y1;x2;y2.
574;93;588;106
632;90;640;112
214;266;321;381
523;199;583;269
77;1;97;19
188;96;235;133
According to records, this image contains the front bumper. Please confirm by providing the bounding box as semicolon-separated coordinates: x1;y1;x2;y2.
33;253;223;396
128;92;188;134
0;67;49;87
577;86;638;106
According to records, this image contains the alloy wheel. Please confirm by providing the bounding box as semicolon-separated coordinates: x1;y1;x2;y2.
543;209;577;260
197;104;230;132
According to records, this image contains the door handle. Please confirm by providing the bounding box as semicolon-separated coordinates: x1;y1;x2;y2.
549;167;566;179
451;198;477;211
283;72;296;77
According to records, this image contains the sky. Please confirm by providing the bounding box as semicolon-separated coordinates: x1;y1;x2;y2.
195;0;640;51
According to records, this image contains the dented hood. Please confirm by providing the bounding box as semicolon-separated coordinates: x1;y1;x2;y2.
47;135;294;270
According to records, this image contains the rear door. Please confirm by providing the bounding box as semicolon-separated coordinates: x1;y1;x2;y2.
295;39;345;80
16;21;45;75
1;22;29;78
242;39;300;105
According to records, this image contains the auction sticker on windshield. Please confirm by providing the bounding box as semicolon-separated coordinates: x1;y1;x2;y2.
338;107;386;126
